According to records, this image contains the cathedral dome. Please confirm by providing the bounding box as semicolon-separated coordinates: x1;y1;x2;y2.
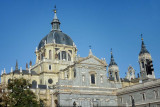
38;8;74;49
38;31;73;49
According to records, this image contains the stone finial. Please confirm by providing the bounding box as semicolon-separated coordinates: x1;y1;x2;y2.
26;63;28;70
20;67;22;73
29;69;31;74
36;47;38;52
3;68;6;74
89;45;93;56
29;61;32;67
45;40;47;45
1;70;3;75
11;67;13;73
89;49;93;56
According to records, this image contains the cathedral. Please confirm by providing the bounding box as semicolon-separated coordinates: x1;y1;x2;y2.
1;8;160;107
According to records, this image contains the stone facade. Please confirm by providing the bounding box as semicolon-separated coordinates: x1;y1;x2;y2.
1;9;160;107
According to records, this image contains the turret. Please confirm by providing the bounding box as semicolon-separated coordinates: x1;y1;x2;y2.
138;34;155;81
108;49;120;82
126;66;136;81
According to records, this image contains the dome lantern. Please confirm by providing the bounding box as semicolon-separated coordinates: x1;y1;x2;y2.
51;6;61;31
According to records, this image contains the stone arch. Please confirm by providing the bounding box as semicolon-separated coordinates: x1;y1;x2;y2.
32;80;37;86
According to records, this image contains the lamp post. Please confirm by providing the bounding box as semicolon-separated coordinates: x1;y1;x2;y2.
73;101;76;107
132;98;135;107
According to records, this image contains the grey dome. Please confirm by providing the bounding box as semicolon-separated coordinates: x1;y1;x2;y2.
38;31;73;49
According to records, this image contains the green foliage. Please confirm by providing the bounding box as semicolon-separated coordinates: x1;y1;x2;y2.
1;78;43;107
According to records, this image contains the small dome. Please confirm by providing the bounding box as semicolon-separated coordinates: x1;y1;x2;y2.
38;31;73;49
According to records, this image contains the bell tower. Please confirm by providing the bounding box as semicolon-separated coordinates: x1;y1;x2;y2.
138;34;155;82
108;49;120;82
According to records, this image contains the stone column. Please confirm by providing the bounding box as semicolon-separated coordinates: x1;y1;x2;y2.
51;94;55;107
69;67;72;79
64;71;67;79
60;52;62;60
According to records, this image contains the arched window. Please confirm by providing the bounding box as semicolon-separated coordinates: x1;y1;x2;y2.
41;54;43;60
58;52;61;60
142;62;144;68
49;65;52;70
110;71;112;77
100;76;103;83
32;80;37;86
8;79;11;84
115;72;119;81
40;79;42;84
91;74;95;84
62;51;66;60
74;70;76;78
68;53;71;61
49;50;52;59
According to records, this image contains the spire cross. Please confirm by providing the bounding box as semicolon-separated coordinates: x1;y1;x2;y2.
53;5;57;13
141;34;143;41
111;48;112;54
89;45;91;49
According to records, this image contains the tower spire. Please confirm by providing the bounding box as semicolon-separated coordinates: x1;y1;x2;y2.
139;34;149;55
138;34;155;81
15;60;18;70
109;48;117;67
51;5;61;31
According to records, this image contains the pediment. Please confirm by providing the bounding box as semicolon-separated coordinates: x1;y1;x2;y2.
77;55;107;66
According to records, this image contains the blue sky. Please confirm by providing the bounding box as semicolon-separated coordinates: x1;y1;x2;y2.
0;0;160;78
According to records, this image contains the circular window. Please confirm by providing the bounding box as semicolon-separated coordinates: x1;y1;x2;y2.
48;78;53;84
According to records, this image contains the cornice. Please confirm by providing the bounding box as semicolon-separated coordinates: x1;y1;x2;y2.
117;79;160;95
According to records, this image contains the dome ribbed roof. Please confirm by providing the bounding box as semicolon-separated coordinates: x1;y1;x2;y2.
38;31;73;49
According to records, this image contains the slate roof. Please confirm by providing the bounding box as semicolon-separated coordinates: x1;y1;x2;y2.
139;41;150;55
8;69;37;75
38;31;73;49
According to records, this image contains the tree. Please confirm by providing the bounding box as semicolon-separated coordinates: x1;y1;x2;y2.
1;78;43;107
